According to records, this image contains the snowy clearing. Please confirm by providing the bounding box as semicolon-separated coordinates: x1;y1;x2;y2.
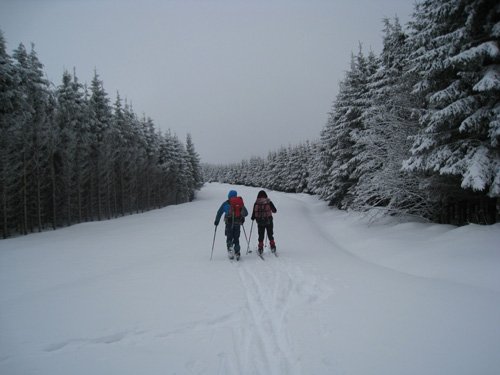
1;183;499;375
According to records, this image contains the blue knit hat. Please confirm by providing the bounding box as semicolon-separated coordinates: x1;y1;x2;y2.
228;190;237;198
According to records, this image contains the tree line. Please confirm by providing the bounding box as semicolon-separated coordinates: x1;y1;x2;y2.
0;31;203;238
204;0;499;225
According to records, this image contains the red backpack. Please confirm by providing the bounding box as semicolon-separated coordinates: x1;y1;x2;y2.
228;196;244;220
254;198;272;223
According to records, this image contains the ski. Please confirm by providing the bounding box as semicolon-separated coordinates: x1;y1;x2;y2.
258;253;265;261
227;250;242;262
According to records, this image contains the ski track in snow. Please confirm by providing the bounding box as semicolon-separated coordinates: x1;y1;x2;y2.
230;256;328;375
216;190;333;375
42;311;244;354
39;257;327;375
3;183;499;375
237;259;296;375
7;185;333;375
44;331;132;352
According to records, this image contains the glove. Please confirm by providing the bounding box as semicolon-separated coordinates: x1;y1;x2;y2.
251;217;255;221
241;217;245;224
214;221;219;226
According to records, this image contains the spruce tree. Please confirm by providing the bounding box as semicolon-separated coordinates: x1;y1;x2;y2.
185;133;203;199
404;0;500;223
351;18;431;217
11;43;53;233
0;31;21;237
88;70;113;220
320;48;375;208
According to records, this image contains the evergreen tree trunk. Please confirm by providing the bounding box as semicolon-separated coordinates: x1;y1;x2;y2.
96;158;102;221
67;190;71;226
2;184;7;239
76;173;82;223
106;175;111;220
120;170;125;216
36;168;42;232
50;154;57;230
89;168;95;221
22;151;28;235
112;176;118;218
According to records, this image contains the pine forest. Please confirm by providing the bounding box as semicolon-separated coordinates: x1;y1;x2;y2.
1;0;499;238
0;34;203;239
204;0;500;225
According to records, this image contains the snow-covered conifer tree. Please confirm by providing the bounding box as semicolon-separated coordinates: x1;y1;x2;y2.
306;140;326;195
112;92;129;216
350;18;432;218
11;43;53;233
404;0;500;223
55;70;87;226
172;135;190;204
320;47;375;208
185;133;203;200
88;70;113;220
0;31;21;237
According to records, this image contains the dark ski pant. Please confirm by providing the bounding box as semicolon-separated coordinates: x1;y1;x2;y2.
225;223;241;252
258;222;274;242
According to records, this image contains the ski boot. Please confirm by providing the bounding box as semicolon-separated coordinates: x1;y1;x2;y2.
227;245;234;260
270;240;276;254
258;241;264;255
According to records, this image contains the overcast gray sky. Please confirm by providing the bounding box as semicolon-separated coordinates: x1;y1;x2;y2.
0;0;415;164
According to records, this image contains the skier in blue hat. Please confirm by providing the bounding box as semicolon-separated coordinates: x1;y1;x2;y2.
214;190;248;260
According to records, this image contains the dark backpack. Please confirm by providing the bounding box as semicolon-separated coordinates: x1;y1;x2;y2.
254;198;272;224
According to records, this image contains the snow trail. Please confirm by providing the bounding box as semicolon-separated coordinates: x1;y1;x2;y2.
1;183;499;375
237;259;301;375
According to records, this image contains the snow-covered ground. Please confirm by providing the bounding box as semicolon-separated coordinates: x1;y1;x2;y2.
1;183;499;375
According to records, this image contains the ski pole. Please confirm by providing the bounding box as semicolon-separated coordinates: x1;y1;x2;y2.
210;225;218;261
246;220;254;254
242;223;249;249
